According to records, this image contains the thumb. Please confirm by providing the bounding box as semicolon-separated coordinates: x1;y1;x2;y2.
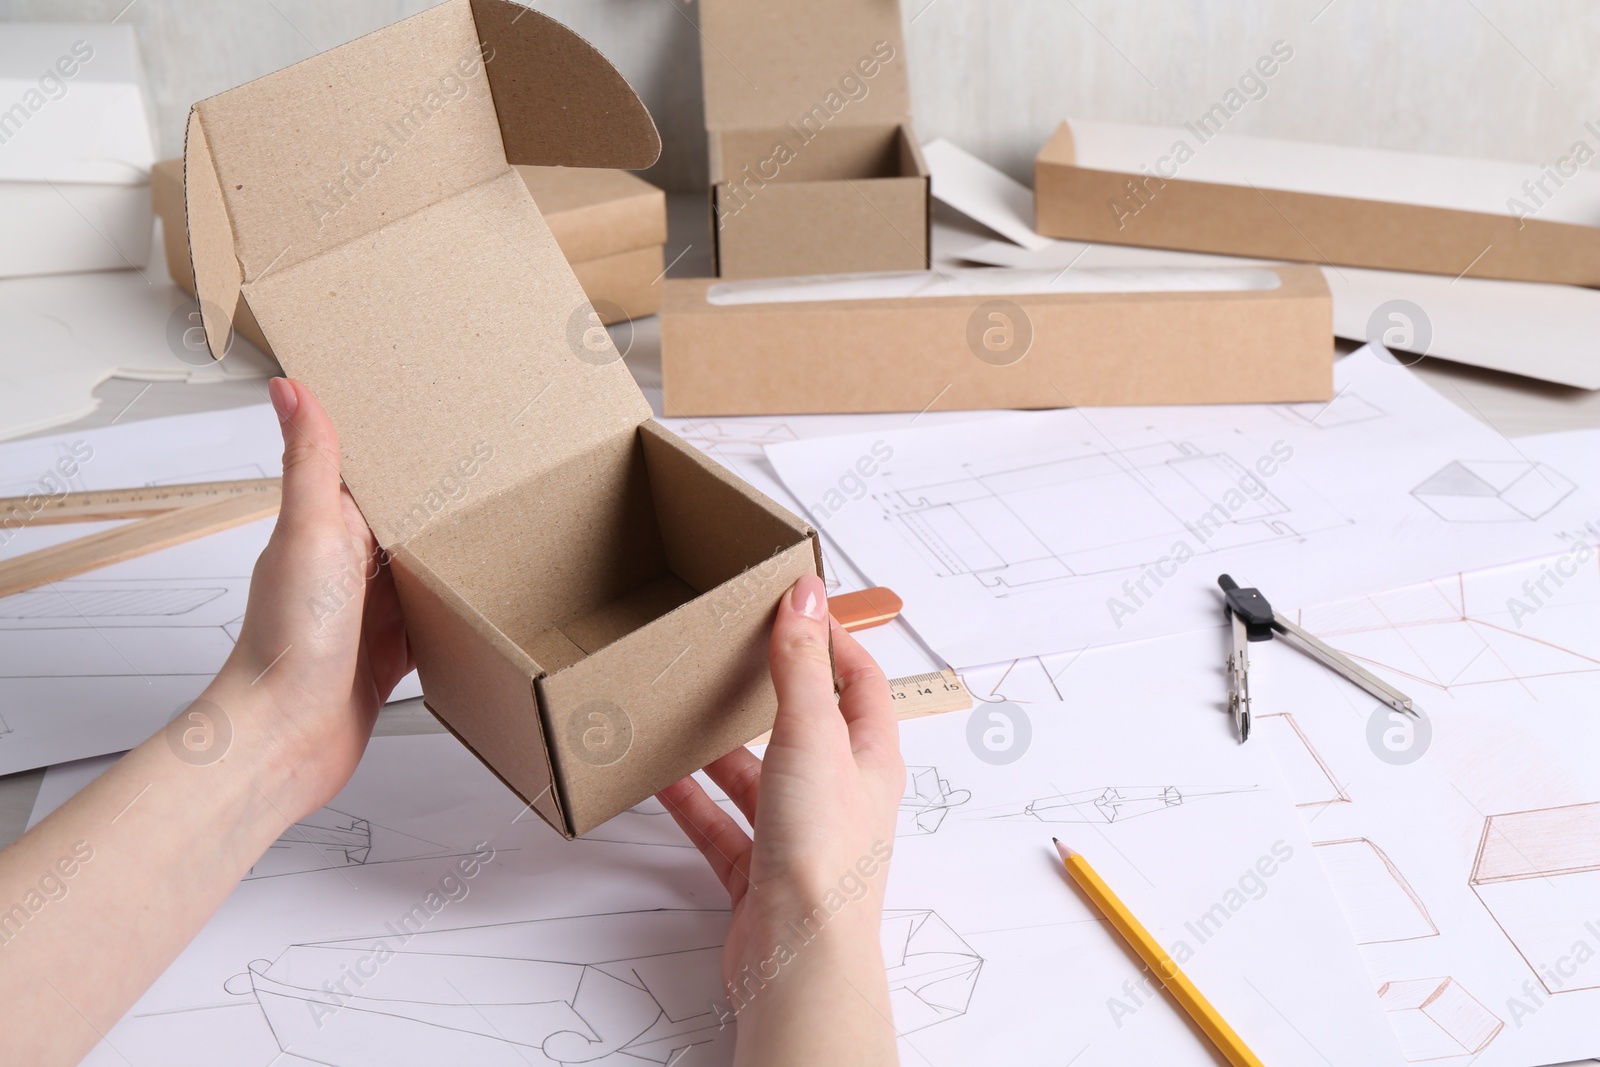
766;574;841;749
268;377;346;535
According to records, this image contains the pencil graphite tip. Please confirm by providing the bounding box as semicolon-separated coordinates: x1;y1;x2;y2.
1053;838;1075;859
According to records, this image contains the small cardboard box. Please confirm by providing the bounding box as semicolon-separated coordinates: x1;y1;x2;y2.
660;265;1332;415
158;158;666;339
0;24;155;277
515;165;667;323
699;0;929;278
1035;118;1600;287
184;0;822;838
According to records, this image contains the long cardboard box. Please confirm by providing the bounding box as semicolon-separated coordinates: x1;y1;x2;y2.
660;265;1332;415
183;0;822;838
1035;118;1600;287
699;0;929;277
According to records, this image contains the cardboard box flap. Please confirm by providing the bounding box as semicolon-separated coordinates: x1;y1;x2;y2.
698;0;910;131
244;168;653;546
185;0;659;360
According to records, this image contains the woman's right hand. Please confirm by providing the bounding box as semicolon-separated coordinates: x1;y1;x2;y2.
658;573;905;1065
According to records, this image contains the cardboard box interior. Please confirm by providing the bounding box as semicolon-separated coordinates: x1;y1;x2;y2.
183;0;820;837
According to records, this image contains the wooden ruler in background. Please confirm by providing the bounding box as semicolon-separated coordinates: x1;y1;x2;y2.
0;479;282;599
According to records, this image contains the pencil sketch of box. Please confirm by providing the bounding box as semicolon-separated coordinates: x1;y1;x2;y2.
1377;977;1502;1061
898;766;971;836
1313;838;1437;945
882;909;982;1035
244;909;735;1066
1411;460;1575;522
1470;801;1600;994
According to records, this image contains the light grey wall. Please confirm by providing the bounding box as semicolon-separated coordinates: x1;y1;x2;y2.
3;0;1595;190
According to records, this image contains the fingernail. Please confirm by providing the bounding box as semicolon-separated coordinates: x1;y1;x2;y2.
268;377;298;422
791;574;825;620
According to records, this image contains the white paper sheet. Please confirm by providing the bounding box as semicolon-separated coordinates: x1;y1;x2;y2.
42;626;1405;1066
939;549;1600;1064
766;347;1600;666
1239;552;1600;1067
922;138;1055;250
0;405;419;775
925;137;1600;390
0;251;278;442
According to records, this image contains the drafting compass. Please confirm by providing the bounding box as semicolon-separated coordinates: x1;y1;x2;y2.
1217;574;1417;742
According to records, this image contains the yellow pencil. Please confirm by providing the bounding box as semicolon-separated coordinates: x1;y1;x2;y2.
1054;839;1265;1067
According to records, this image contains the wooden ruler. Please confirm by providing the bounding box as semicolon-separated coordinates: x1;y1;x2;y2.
886;669;972;719
0;479;282;600
750;669;970;745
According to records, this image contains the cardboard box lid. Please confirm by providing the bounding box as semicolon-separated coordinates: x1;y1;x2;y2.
698;0;911;132
185;0;662;542
0;24;156;185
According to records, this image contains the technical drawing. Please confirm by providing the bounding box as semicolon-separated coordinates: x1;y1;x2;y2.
874;436;1304;595
245;807;455;880
899;766;971;836
230;908;980;1062
1257;713;1350;808
985;785;1253;825
1411;460;1575;522
1296;572;1600;694
1313;838;1437;944
1377;977;1503;1061
0;584;228;620
238;909;734;1066
1276;391;1386;429
579;795;744;849
1470;801;1600;995
882;909;983;1035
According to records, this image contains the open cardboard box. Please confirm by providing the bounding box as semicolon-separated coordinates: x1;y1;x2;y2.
700;0;929;278
1035;118;1600;287
661;265;1333;414
183;0;821;838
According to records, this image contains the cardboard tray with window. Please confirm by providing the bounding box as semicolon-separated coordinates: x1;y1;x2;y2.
183;0;821;838
699;0;930;278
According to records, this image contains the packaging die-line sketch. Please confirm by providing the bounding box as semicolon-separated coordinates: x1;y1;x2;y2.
872;435;1314;596
162;908;983;1066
